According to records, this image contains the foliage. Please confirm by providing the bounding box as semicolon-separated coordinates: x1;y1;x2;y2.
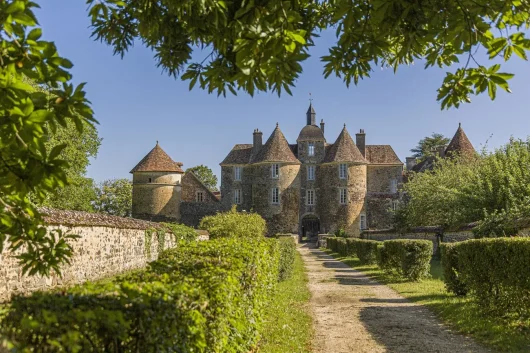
87;0;530;107
0;237;282;352
259;250;312;353
351;238;379;265
187;165;219;191
334;228;347;238
199;206;266;239
440;243;469;296
162;222;197;242
277;236;296;281
400;138;530;234
379;240;433;281
445;237;530;316
410;133;450;160
94;178;133;217
0;0;96;276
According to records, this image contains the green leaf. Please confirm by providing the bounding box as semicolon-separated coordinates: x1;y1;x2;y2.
28;110;53;123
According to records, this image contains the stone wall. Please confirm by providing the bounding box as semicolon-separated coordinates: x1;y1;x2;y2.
366;165;402;229
0;208;202;303
180;202;228;227
181;172;219;203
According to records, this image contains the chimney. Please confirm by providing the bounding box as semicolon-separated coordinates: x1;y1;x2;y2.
253;129;263;155
356;129;366;157
320;119;325;135
437;145;446;158
406;157;417;170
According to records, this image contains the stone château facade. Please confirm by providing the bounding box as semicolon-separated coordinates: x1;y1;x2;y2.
220;104;403;236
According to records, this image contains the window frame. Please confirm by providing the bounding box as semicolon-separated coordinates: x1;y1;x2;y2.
392;199;399;211
306;189;315;206
271;164;280;179
339;163;347;179
271;187;280;205
360;214;367;230
308;142;315;156
339;187;347;205
234;166;242;181
307;165;315;181
196;191;204;203
233;189;242;205
390;178;398;193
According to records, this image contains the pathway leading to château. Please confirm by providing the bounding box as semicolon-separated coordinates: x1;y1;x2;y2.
298;244;491;353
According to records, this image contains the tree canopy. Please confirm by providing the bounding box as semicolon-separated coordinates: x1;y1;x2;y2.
187;165;219;191
88;0;530;107
94;179;133;218
410;133;451;160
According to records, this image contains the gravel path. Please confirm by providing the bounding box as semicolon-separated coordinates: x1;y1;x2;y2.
298;244;491;353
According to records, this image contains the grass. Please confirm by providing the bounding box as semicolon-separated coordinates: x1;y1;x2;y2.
259;250;313;353
323;248;530;352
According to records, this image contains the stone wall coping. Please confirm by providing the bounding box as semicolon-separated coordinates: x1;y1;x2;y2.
362;221;481;235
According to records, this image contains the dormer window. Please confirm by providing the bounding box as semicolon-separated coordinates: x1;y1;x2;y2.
234;166;242;181
271;164;280;179
308;142;315;156
339;164;347;179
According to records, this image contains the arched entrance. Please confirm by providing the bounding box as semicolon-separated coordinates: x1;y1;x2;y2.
301;214;320;239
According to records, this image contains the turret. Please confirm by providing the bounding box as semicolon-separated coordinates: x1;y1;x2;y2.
306;102;316;125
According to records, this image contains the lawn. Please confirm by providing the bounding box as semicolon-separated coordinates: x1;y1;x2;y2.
323;249;530;352
259;250;313;353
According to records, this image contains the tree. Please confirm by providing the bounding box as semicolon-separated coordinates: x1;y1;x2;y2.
410;133;451;160
87;0;530;108
1;0;95;276
94;179;133;218
186;165;219;191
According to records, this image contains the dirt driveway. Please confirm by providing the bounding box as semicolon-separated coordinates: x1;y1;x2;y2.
298;244;491;353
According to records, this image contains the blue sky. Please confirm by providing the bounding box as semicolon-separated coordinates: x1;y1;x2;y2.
38;2;530;184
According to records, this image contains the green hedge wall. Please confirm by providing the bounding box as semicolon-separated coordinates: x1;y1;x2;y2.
351;239;379;264
440;243;468;296
277;236;296;281
199;206;267;239
441;237;530;315
0;237;281;353
378;240;433;281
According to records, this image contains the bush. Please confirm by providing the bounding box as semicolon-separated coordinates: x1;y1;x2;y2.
278;236;296;281
199;206;266;239
376;243;390;271
162;222;198;241
445;237;530;315
0;237;281;353
378;240;433;280
440;243;468;296
351;239;379;264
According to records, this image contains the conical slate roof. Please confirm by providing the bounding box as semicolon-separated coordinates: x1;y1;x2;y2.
323;126;367;164
252;124;300;164
130;143;184;173
297;124;325;142
307;103;316;115
445;123;475;158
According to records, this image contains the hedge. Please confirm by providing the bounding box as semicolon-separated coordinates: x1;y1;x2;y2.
378;240;433;280
199;206;266;239
351;239;379;264
0;237;281;353
277;236;296;281
441;237;530;315
440;243;468;296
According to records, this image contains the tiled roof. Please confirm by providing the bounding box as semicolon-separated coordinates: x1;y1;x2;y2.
410;156;436;173
323;126;367;164
220;144;253;165
365;145;402;165
445;123;475;158
252;125;300;164
297;124;325;142
130;143;184;173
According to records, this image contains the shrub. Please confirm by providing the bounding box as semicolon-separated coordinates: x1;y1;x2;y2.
278;236;296;281
447;237;530;315
199;206;267;239
351;239;379;264
0;237;281;353
379;240;433;280
162;222;198;241
376;243;390;271
440;243;468;296
326;236;337;252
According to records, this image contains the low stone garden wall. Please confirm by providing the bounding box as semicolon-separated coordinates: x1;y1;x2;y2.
0;208;205;303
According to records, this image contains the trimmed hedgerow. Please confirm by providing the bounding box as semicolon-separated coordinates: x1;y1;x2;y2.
199;206;266;239
445;237;530;315
0;237;281;353
379;240;433;281
277;236;296;281
440;243;468;296
350;239;379;264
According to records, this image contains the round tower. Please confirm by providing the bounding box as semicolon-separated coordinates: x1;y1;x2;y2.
130;142;184;222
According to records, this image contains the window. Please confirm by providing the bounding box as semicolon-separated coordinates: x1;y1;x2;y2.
392;200;399;211
233;189;242;204
148;177;152;183
196;191;204;202
271;187;280;204
306;189;315;205
339;163;347;179
271;164;280;179
390;178;398;193
234;166;242;181
360;214;367;230
308;142;315;156
339;188;347;204
307;165;315;181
